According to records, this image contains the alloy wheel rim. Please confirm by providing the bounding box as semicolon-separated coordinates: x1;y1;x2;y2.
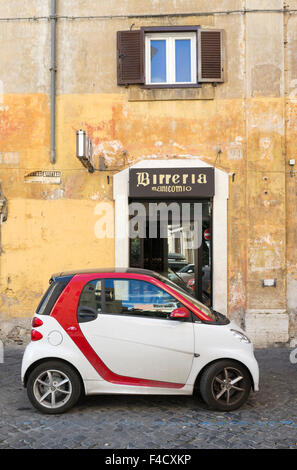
33;369;72;409
211;366;246;405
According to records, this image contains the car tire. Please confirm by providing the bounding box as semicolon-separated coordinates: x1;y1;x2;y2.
199;360;251;411
27;360;82;414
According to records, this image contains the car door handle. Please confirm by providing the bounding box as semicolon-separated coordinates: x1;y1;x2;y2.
77;307;98;323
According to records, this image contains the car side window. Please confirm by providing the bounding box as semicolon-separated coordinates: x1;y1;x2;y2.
79;280;102;313
104;279;181;319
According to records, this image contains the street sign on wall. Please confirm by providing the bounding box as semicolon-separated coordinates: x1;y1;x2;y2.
24;170;61;184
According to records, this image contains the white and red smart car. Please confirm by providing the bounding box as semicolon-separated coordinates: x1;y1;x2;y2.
21;269;259;414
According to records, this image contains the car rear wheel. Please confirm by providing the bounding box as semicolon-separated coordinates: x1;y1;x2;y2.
27;361;82;414
199;360;251;411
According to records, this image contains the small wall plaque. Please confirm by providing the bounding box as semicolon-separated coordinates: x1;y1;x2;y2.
24;171;61;184
262;279;277;287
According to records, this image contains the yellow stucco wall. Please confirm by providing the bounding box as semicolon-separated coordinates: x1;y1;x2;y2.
0;0;296;344
0;93;289;321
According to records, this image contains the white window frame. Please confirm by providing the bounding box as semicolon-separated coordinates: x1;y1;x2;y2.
145;32;197;85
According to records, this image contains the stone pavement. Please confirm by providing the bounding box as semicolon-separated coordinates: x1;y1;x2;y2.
0;345;296;449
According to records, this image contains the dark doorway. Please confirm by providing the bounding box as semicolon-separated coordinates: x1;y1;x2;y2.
129;200;212;307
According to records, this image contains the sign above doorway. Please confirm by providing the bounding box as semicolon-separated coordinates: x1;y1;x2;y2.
129;167;215;198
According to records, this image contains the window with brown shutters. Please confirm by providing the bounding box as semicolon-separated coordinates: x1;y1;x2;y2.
117;27;225;86
117;30;144;85
198;30;224;82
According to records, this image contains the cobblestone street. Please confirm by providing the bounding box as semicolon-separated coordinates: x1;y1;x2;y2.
0;345;296;449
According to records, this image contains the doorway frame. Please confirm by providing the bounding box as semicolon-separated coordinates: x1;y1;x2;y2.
128;197;212;305
113;159;229;315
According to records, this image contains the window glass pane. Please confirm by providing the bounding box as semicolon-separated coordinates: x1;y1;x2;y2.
36;277;72;315
175;39;191;82
157;273;216;321
36;283;57;315
150;40;166;83
104;279;181;318
79;280;102;313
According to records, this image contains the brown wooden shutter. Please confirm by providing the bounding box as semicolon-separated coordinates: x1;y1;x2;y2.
198;29;224;82
117;30;144;85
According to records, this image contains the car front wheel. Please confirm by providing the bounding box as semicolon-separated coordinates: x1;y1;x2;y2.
199;360;251;411
27;360;82;414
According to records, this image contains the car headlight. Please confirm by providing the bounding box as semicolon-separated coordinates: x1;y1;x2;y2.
231;329;251;344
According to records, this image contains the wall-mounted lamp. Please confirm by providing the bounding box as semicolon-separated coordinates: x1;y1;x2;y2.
76;129;95;173
289;158;295;177
76;130;108;173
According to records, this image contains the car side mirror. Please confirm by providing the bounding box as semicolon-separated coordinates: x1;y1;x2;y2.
170;307;190;321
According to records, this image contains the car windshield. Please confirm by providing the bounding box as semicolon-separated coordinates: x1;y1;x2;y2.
156;273;216;321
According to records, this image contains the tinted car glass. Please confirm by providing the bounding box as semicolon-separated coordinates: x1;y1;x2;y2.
78;279;102;313
166;268;194;294
104;278;182;319
156;273;216;321
36;276;72;315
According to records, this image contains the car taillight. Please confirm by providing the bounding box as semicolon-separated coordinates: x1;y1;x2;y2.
31;329;43;341
32;317;43;327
